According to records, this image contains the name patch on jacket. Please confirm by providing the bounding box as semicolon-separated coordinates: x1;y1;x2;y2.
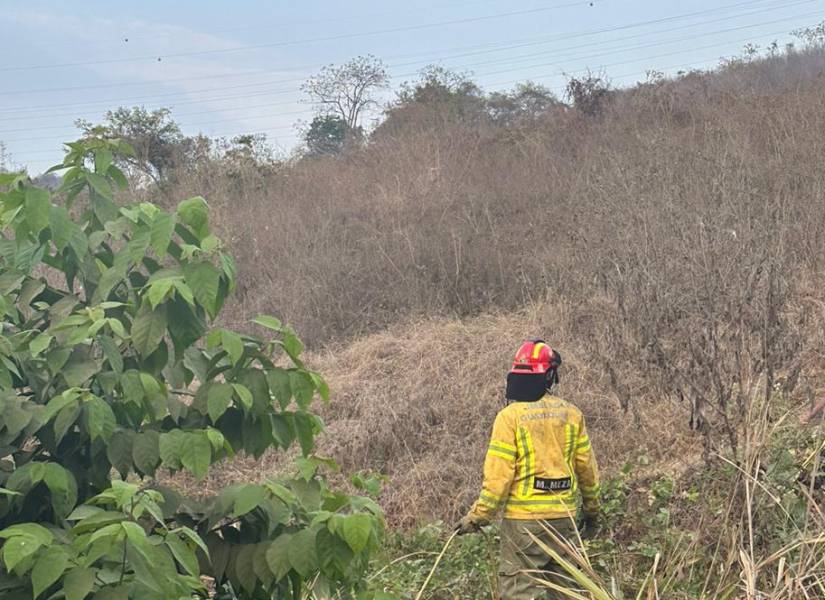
534;477;572;492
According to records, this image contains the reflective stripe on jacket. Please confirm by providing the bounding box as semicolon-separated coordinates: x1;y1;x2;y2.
469;394;600;521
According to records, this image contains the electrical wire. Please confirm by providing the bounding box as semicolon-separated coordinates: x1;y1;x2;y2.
0;0;798;99
0;7;817;140
7;25;809;153
0;0;809;119
0;1;596;73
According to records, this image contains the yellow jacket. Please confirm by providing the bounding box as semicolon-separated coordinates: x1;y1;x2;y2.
469;395;600;522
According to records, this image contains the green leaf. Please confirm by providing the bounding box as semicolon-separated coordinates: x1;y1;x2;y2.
127;226;151;263
231;484;266;518
98;335;123;375
28;332;52;358
43;463;78;519
146;278;175;309
165;533;199;577
183;262;221;318
109;165;129;189
251;315;282;332
233;543;258;594
171;280;195;306
3;399;34;437
132;430;160;475
172;526;210;557
94;148;113;174
106;318;126;339
221;329;243;365
290;371;315;409
91;261;127;305
265;533;293;581
85;172;112;200
317;528;354;577
200;234;220;252
294;412;318;456
24;186;50;233
289;527;319;578
159;429;187;470
63;567;96;600
0;524;52;572
85;396;116;442
282;327;304;360
0;171;21;185
310;372;330;404
270;414;295;449
150;212;175;258
341;514;373;554
266;369;292;409
0;523;53;544
177;196;209;239
92;584;128;600
239;369;269;415
54;403;82;444
66;505;101;521
252;541;275;588
232;383;253;410
50;205;82;254
106;430;135;479
121;521;152;563
180;432;211;480
131;302;167;357
205;428;226;453
62;357;100;387
32;545;69;598
219;252;236;286
207;383;233;423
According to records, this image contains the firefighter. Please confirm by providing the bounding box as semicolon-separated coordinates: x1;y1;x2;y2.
456;339;601;599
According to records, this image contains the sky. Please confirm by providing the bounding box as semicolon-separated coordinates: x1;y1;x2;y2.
0;0;822;173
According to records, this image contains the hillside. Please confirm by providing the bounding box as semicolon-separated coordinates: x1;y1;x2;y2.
161;46;825;597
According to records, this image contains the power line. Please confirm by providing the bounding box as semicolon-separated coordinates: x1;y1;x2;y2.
453;9;820;73
7;24;809;154
0;0;794;99
0;1;596;73
20;0;587;52
0;0;806;119
0;4;816;133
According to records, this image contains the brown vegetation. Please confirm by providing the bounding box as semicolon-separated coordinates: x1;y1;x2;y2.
130;45;825;597
153;47;825;529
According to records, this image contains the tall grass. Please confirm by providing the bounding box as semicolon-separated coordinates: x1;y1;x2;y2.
143;44;825;599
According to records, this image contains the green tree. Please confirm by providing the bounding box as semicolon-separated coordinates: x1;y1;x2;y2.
76;107;193;186
303;115;353;156
0;138;385;599
374;66;486;138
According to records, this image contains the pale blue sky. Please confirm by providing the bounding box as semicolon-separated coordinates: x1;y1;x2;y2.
1;0;822;173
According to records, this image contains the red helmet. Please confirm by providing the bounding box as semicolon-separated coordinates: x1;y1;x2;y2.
506;339;562;402
509;339;561;375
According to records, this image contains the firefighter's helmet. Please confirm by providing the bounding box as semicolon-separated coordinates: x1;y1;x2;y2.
506;339;562;402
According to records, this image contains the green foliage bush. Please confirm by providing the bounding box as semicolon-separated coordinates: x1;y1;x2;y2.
0;138;384;599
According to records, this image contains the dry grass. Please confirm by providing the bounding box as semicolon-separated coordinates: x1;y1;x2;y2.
161;47;825;529
316;305;697;527
191;299;699;527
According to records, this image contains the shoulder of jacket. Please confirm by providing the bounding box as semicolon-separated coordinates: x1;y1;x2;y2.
498;403;519;418
550;396;583;420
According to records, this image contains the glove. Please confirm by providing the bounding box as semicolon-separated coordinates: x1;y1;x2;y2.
579;513;600;539
455;514;482;535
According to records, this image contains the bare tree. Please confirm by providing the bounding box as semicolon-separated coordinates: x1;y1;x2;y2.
301;55;389;131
